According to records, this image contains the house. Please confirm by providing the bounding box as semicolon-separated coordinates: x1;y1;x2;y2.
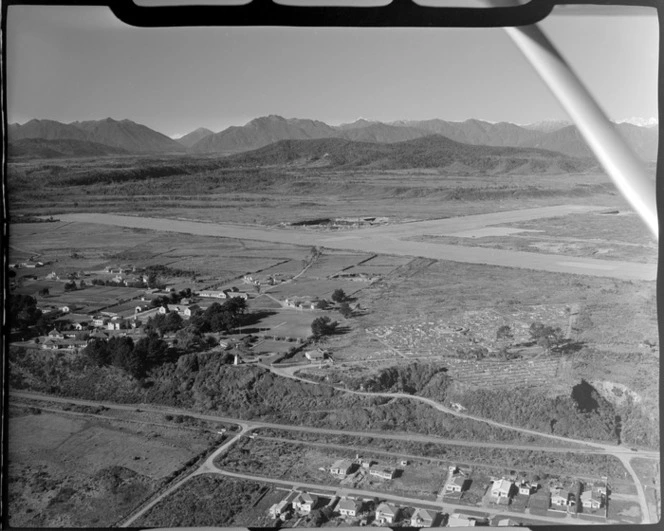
59;306;71;313
370;468;396;480
41;339;60;350
198;290;227;299
374;502;399;524
225;291;249;300
48;329;64;339
184;304;200;317
107;321;123;330
158;306;170;314
269;500;291;518
135;305;149;313
293;492;318;514
46;271;59;280
551;489;571;507
305;348;328;362
518;481;537;495
447;513;477;527
73;322;88;331
446;475;469;493
330;459;355;476
92;317;108;327
337;498;362;517
410;508;438;527
497;518;521;526
581;490;604;510
491;479;515;499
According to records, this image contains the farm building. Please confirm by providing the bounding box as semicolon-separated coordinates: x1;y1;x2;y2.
410;508;438;527
198;290;227;299
305;348;328;362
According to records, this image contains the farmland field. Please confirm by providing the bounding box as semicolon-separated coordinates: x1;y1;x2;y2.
6;404;217;528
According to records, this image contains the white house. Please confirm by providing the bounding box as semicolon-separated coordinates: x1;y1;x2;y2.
410;508;437;527
581;490;604;510
518;481;537;496
293;492;317;514
269;500;291;518
374;502;399;524
305;348;328;362
491;479;515;499
198;290;227;299
369;468;396;480
551;488;571;507
330;459;354;476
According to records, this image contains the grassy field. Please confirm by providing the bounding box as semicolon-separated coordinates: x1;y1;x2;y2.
132;474;271;527
7;404;218;527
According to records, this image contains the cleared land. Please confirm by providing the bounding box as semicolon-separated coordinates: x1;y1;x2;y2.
7;404;219;527
54;212;656;281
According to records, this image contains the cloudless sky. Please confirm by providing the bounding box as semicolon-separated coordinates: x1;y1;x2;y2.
7;4;658;138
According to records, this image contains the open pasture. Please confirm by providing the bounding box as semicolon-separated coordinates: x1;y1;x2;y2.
265;277;366;301
45;285;145;310
250;308;323;339
7;407;213;527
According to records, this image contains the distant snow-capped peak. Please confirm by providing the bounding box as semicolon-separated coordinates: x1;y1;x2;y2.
617;117;658;127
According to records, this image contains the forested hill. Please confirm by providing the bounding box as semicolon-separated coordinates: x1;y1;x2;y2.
221;135;596;174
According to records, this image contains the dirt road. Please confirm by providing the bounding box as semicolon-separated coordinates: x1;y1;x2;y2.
208;468;587;526
55;211;656;281
12;391;657;524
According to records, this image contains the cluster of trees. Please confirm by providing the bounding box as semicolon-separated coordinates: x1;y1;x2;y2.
84;333;175;378
144;264;195;279
449;384;619;443
150;288;193;308
310;316;338;339
190;298;247;333
529;322;565;352
91;278;145;288
9;294;42;329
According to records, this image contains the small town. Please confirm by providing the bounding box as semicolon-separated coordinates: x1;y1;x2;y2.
6;4;661;527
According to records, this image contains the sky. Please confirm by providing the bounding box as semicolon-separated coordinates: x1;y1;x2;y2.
6;4;659;138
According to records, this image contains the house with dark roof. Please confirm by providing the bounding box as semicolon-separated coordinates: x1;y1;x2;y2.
337;498;362;518
410;508;438;527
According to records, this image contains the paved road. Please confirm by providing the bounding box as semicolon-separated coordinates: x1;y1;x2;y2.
55;212;657;281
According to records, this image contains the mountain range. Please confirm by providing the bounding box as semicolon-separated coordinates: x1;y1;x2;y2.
7;114;658;162
217;135;596;174
8;118;185;155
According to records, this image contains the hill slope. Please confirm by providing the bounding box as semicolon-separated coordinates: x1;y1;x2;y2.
8;138;130;159
175;127;214;148
9;118;185;155
190;115;338;154
71;118;185;153
222;135;595;174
